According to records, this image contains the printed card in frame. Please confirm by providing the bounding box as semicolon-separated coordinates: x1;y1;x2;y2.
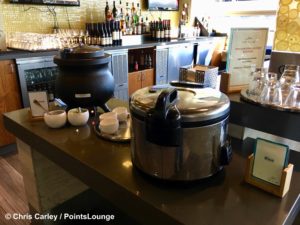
252;138;289;186
226;28;268;87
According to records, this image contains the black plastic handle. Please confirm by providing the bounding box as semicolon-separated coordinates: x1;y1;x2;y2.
170;81;205;89
146;88;181;147
154;88;178;119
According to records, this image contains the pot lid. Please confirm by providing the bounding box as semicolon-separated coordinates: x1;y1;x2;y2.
130;85;230;123
61;45;104;59
54;45;111;66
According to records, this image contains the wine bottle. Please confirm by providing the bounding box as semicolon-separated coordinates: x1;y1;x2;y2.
119;21;123;45
160;21;165;42
102;23;108;46
106;22;113;46
112;1;118;20
112;21;118;46
105;1;109;21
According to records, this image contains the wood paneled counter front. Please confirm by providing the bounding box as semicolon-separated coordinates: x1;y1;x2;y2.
3;99;300;225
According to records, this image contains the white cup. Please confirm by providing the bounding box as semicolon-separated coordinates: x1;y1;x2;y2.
44;110;67;128
99;118;119;134
99;112;117;121
67;108;89;126
112;107;129;122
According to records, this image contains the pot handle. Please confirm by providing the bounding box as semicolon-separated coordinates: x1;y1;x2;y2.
146;88;182;147
170;81;205;89
154;88;178;118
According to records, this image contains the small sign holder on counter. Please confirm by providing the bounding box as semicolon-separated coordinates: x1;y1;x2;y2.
28;91;49;121
244;138;294;198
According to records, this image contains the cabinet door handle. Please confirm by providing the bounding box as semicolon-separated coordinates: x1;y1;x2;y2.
10;64;15;74
118;84;124;87
138;73;141;81
142;72;145;81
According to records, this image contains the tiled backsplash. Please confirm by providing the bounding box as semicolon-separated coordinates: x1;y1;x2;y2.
273;0;300;52
0;0;179;34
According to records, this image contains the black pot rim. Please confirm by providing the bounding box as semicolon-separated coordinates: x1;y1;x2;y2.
54;53;111;66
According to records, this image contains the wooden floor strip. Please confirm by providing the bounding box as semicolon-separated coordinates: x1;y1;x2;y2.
0;154;29;225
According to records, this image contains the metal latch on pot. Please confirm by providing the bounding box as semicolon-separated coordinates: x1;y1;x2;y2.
146;88;182;147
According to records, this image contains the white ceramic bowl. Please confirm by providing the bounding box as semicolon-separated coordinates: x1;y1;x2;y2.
44;110;67;128
112;106;129;122
99;118;119;134
67;108;89;126
99;112;117;121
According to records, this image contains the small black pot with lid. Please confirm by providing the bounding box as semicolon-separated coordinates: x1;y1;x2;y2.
54;45;114;112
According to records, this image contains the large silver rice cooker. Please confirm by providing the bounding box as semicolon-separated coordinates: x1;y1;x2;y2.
129;86;232;181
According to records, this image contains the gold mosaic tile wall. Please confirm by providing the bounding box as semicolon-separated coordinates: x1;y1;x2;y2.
274;0;300;52
0;0;179;33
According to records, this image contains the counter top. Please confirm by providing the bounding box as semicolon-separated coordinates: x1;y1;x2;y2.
0;36;219;61
3;99;300;225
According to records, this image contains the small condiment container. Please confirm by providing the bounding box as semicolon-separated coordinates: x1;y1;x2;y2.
99;112;117;121
67;107;89;126
44;110;67;128
112;106;129;122
99;118;119;134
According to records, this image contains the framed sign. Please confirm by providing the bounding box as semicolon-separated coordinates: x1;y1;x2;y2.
10;0;80;6
28;91;49;117
226;28;268;87
252;138;289;186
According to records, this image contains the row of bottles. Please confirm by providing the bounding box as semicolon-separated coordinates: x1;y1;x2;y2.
150;20;172;42
84;20;122;46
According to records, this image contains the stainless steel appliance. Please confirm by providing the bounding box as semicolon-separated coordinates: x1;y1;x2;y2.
16;56;58;107
129;86;231;181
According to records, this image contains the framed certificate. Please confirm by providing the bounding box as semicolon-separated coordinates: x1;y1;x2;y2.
226;28;268;87
252;138;289;186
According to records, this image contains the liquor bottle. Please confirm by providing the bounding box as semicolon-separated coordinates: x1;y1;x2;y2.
134;61;139;71
140;50;145;69
145;17;150;33
148;54;152;68
112;21;118;46
112;1;118;20
131;2;136;16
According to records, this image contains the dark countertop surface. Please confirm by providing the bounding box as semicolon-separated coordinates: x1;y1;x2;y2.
3;98;300;225
0;36;219;61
